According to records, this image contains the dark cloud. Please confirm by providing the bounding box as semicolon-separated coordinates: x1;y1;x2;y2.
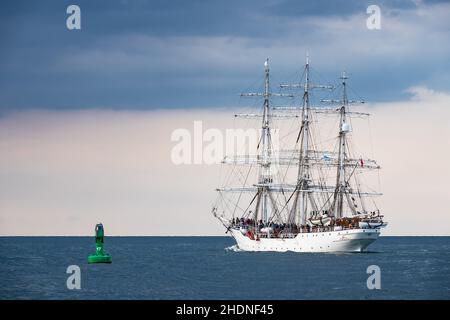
0;0;449;112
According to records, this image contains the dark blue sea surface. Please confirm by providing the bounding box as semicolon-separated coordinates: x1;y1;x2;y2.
0;236;449;299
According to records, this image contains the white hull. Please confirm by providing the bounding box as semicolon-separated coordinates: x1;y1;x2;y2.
229;228;380;253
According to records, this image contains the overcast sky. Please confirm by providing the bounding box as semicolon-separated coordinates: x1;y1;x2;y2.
1;86;450;236
1;0;449;235
0;0;449;111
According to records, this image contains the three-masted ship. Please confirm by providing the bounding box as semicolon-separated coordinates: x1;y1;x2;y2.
212;57;387;252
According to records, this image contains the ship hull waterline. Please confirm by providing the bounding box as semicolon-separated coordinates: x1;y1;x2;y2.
229;228;380;253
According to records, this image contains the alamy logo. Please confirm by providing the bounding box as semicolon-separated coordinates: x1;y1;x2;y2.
66;265;81;290
366;5;381;30
171;121;280;170
66;5;81;30
366;265;381;290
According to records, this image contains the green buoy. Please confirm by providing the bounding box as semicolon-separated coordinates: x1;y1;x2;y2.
88;223;112;264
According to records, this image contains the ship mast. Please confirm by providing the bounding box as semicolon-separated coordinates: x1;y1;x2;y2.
332;72;349;218
216;59;295;225
295;55;311;225
240;58;275;224
259;58;272;223
282;55;333;225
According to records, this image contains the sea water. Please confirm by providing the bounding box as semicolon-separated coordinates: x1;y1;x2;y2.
0;236;449;299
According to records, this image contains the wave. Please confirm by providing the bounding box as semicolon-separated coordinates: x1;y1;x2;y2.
225;245;243;252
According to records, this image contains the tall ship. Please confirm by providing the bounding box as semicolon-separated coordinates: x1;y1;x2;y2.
212;56;387;252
